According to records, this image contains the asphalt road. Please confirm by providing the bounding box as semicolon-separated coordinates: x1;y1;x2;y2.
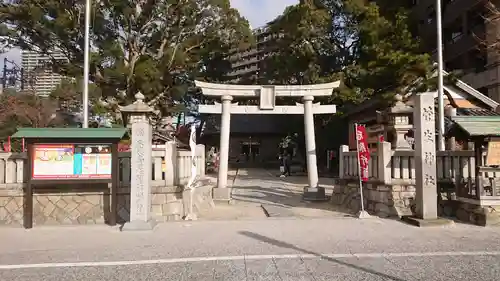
1;218;500;280
2;254;500;281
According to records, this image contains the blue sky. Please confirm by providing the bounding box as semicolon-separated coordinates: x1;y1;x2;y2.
0;0;297;67
230;0;298;28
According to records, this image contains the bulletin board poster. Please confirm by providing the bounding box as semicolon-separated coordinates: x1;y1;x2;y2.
32;144;112;180
486;138;500;166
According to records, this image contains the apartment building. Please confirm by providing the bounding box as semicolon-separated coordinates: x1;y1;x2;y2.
225;25;276;84
21;50;65;96
409;0;500;101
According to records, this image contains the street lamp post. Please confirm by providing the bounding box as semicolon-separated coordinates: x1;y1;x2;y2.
82;0;91;128
436;0;446;151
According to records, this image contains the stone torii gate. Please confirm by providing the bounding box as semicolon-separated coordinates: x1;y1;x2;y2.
195;81;340;201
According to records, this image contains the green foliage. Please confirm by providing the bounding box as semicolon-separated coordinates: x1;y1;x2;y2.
261;0;433;106
0;113;20;143
343;2;432;102
262;0;335;86
50;78;103;114
0;0;253;116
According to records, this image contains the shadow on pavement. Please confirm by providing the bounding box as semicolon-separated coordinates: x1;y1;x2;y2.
239;231;407;281
202;168;354;219
231;185;354;218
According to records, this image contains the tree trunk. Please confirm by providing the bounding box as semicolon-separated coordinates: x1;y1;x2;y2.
443;89;459;108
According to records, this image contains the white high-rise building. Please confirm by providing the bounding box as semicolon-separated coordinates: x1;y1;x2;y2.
21;50;66;96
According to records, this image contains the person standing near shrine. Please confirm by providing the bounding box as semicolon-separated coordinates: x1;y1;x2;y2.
280;149;292;177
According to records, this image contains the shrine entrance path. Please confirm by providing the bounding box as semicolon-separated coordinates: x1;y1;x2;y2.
199;168;349;220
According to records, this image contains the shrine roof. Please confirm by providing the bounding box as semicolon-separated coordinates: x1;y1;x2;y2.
450;116;500;137
457;108;500;116
12;128;127;139
341;70;500;119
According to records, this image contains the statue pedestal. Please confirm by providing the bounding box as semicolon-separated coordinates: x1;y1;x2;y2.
401;216;453;227
302;186;328;201
212;188;232;203
184;213;198;221
183;188;199;221
122;220;157;231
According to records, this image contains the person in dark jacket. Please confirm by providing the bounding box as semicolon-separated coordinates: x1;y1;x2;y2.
280;150;292;177
279;153;285;177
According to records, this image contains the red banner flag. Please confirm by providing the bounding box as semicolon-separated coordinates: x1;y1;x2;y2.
379;134;384;143
355;124;370;182
5;136;11;152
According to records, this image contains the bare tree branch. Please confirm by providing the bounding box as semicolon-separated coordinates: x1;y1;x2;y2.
474;1;500;52
0;90;60;128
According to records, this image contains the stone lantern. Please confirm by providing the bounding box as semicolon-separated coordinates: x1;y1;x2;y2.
120;92;155;128
384;94;413;150
119;92;157;231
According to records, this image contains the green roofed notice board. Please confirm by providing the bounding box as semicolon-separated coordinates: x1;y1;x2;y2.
12;127;127;139
12;127;126;229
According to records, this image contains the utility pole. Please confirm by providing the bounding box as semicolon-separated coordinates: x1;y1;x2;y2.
436;0;445;151
1;58;26;91
2;58;7;89
82;0;91;128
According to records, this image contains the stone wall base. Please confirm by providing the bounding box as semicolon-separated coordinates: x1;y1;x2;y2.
455;202;500;226
0;184;214;227
332;180;500;226
331;181;416;218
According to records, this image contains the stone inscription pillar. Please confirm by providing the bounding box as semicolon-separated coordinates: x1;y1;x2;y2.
214;95;233;201
121;93;156;231
303;95;319;189
414;93;438;220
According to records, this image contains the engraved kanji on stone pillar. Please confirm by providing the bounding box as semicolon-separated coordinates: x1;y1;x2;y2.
414;93;437;220
120;92;156;231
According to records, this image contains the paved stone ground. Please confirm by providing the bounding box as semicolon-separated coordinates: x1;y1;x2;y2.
2;168;500;280
199;168;347;220
1;218;500;280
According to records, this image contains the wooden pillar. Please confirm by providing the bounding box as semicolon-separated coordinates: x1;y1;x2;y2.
474;138;484;199
23;142;33;229
110;142;119;226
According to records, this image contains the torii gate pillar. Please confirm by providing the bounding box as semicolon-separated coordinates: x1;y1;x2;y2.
196;81;340;202
303;95;319;190
218;95;233;191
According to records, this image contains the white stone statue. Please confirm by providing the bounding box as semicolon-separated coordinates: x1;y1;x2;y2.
184;123;198;221
185;123;197;190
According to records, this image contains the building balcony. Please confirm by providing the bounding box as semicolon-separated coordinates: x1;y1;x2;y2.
462;66;500;89
414;0;486;35
443;0;485;26
411;0;434;20
226;65;259;77
231;57;260;69
445;34;478;61
431;25;485;62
